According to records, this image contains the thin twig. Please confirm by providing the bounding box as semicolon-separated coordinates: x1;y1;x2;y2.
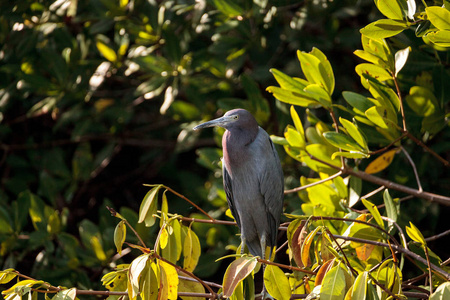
400;146;423;192
256;258;316;275
369;133;407;155
284;171;343;194
307;153;450;205
392;73;407;132
425;229;450;243
333;234;450;281
361;185;385;199
176;215;236;226
163;185;215;221
405;131;450;167
424;246;433;294
107;206;148;248
325;228;358;277
369;273;403;300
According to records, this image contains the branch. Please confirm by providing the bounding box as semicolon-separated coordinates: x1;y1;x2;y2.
333;234;450;281
405;131;450;167
284;171;343;194
308;154;450;205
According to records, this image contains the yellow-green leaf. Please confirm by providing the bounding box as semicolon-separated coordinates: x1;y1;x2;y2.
266;86;318;107
406;222;426;245
128;254;150;300
351;271;368;300
160;227;169;249
177;273;205;300
183;228;201;272
222;257;258;298
320;264;346;300
360;19;409;39
96;41;117;63
430;282;450;300
365;148;398;174
323;132;364;152
285;125;305;149
138;185;162;227
361;198;384;228
355;63;392;82
114;220;126;254
405;86;439;117
375;0;405;20
159;260;179;299
0;269;17;284
263;265;292;300
339;118;368;151
426;7;450;31
290;106;305;140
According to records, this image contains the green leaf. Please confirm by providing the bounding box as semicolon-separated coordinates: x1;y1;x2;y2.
285;125;305;149
426;7;450;31
374;0;406;20
138;185;162;227
426;30;450;47
361;199;384;229
405;86;439;117
270;69;308;93
355;63;392;82
351;271;368;300
96;41;117;63
342;91;375;115
304;84;332;108
266;86;318;107
320;264;346;300
222;257;258;298
406;222;426;246
430;282;450;300
394;46;411;76
365;106;389;129
297;50;334;94
128;254;150;300
53;288;77;300
339;118;368;151
183;227;201;272
290;106;305;140
331;151;369;160
263;265;292;300
360;19;409;39
323;132;364;152
353;50;385;67
383;190;398;224
311;47;335;94
114;220;126;255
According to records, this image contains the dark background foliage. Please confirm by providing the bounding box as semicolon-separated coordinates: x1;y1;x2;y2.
1;0;448;292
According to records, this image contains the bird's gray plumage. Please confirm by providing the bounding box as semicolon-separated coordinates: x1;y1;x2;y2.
194;109;284;259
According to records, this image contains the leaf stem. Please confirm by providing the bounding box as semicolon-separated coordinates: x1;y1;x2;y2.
284;171;343;194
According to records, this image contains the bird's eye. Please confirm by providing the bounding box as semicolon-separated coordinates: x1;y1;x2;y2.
233;115;239;119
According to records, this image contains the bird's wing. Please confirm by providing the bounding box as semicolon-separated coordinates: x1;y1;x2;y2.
223;163;241;228
259;134;284;247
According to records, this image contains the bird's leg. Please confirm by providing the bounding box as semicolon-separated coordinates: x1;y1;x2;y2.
260;236;274;300
240;237;246;255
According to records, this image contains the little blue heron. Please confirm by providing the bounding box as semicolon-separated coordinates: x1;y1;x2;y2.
194;109;284;261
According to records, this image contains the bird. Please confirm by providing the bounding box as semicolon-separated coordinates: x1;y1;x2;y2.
193;109;284;261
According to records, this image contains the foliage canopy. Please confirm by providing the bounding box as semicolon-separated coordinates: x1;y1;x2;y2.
1;0;450;299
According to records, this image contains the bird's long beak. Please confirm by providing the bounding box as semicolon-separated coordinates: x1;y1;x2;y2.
193;115;233;130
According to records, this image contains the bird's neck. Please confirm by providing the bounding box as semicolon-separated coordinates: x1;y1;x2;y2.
222;127;258;168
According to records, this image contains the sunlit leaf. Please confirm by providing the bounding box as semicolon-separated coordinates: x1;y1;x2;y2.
406;222;426;246
263;265;292;300
323;132;364;152
426;30;450;47
0;269;17;284
361;198;384;228
267;86;318;107
301;226;321;267
355;63;392;82
183;227;201;272
138;185;162;227
159;260;179;299
374;0;406;20
290;106;305;139
289;219;307;267
178;274;205;300
394;47;411;76
222;257;258;298
96;41;117;63
114;220;126;254
351;271;368;300
430;282;450;300
365;149;398;174
360;19;409;39
426;7;450;31
160;227;169;249
314;259;334;286
339;118;368;151
320;264;346;300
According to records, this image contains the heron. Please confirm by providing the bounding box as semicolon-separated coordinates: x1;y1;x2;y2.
193;108;284;262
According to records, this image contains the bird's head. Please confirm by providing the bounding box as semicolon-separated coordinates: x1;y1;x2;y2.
193;109;258;131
